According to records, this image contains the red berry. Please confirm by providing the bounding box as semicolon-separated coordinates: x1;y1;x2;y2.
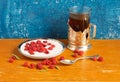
48;47;53;50
42;59;49;65
32;47;37;51
42;44;47;47
74;49;79;53
72;53;78;58
36;62;44;70
59;56;65;60
40;46;46;52
23;62;29;67
49;57;57;65
24;46;29;51
37;49;43;52
26;43;30;45
51;45;55;48
8;58;14;63
78;51;84;56
42;58;57;65
11;56;16;60
97;56;104;62
44;50;49;54
48;65;55;69
47;43;51;45
30;41;35;45
36;40;41;44
43;40;47;43
52;60;57;65
41;61;46;65
28;63;35;69
46;60;52;65
28;49;34;55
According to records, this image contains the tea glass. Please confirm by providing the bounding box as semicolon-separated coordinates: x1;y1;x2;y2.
67;6;96;51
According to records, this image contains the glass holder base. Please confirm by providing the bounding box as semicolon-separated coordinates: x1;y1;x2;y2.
67;44;92;51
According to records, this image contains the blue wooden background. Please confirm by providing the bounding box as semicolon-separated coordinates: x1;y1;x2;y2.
0;0;120;39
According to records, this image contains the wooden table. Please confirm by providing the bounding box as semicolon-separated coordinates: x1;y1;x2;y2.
0;39;120;82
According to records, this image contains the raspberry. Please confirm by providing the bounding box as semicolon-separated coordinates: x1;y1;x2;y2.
47;43;51;45
43;59;52;65
44;50;49;54
36;40;41;44
28;63;35;69
78;51;84;56
42;44;47;47
23;62;29;67
41;59;49;65
30;42;36;47
48;47;53;50
43;40;47;43
30;42;35;45
59;56;65;60
28;49;34;55
11;56;16;60
48;65;55;69
36;62;44;70
51;45;55;48
40;46;46;52
24;46;29;51
97;56;103;62
50;57;57;65
41;60;46;65
32;47;37;51
26;43;30;45
8;58;14;63
72;53;78;58
46;61;52;65
37;49;43;52
74;49;79;53
52;60;57;65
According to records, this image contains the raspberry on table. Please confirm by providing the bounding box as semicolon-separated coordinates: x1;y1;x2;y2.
22;62;29;67
50;57;57;65
78;51;84;56
72;53;78;58
74;49;79;53
97;56;104;62
36;62;44;70
28;63;35;69
8;58;14;63
59;56;65;60
48;65;55;69
11;56;17;60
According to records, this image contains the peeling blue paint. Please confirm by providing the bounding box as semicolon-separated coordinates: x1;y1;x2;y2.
0;0;120;39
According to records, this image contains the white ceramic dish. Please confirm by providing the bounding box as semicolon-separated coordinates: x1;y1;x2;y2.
18;39;65;59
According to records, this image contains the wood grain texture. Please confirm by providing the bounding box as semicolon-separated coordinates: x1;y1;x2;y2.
0;39;120;81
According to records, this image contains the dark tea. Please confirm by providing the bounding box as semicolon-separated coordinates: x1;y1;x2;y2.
69;13;90;32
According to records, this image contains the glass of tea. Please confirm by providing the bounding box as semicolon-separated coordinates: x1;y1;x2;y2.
67;6;96;51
